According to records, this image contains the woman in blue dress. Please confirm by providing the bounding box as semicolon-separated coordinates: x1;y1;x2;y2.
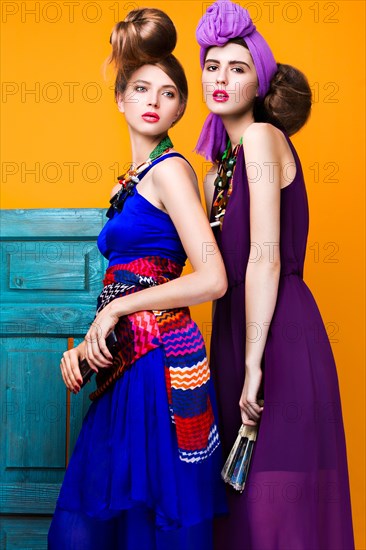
48;8;227;549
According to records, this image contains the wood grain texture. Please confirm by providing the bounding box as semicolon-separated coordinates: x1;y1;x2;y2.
0;208;108;543
0;515;52;549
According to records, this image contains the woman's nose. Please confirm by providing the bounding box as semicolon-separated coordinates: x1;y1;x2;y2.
216;69;227;86
147;92;159;108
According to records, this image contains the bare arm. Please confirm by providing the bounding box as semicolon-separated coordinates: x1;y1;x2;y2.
240;123;282;425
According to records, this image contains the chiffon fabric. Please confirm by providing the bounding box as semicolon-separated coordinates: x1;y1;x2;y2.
48;159;227;549
210;130;355;550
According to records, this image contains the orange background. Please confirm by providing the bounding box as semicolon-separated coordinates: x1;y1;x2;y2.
1;1;365;545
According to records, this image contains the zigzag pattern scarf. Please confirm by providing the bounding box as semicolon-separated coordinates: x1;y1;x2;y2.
89;256;220;464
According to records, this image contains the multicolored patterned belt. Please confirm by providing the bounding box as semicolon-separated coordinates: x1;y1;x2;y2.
89;256;220;464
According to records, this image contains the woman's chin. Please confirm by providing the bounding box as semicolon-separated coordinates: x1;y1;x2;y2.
128;122;170;137
206;104;245;120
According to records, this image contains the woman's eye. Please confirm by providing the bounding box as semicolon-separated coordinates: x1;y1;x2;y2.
232;67;244;73
207;65;219;71
134;86;147;92
163;91;175;98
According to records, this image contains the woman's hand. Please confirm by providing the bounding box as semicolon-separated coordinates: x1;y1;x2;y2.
60;340;87;394
84;302;120;370
239;366;264;426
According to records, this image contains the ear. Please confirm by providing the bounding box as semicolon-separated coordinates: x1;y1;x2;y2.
116;92;125;113
254;79;259;98
172;103;185;124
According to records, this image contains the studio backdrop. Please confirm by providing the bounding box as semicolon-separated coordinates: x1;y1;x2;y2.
1;1;365;548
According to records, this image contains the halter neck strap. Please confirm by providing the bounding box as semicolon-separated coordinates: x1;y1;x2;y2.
107;152;195;219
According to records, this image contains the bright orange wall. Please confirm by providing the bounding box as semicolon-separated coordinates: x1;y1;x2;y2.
1;1;365;545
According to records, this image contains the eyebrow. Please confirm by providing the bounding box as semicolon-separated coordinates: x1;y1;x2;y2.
131;79;177;90
205;58;251;69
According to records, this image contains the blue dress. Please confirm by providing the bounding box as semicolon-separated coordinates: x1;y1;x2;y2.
48;156;226;549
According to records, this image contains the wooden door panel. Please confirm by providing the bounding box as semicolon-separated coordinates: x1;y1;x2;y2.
1;240;104;303
0;208;107;541
1;305;97;338
3;341;67;469
0;517;51;549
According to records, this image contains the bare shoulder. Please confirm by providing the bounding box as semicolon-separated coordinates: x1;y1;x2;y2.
242;122;283;150
152;153;198;192
243;122;289;168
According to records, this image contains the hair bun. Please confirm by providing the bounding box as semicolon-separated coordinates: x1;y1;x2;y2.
262;63;312;135
110;8;177;73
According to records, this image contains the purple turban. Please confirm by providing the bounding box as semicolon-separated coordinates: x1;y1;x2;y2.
195;0;278;161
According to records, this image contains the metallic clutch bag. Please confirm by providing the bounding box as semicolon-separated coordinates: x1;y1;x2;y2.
221;424;258;492
79;330;119;388
221;400;264;492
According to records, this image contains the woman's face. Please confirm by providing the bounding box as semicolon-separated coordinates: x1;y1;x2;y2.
202;42;258;118
117;64;183;137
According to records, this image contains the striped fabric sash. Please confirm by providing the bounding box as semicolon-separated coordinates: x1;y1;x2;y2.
89;256;220;464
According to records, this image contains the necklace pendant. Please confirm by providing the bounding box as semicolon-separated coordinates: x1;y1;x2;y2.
214;176;224;189
214;210;225;231
212;138;241;228
111;136;174;214
126;181;135;193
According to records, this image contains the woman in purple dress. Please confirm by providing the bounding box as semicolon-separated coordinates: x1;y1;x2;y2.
195;1;355;548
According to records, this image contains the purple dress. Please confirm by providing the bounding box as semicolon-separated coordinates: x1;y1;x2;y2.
210;130;355;550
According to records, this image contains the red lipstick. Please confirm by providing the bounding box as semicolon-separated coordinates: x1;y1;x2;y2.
213;89;229;102
142;112;160;122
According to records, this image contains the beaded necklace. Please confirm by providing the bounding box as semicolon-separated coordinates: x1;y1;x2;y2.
110;135;173;213
211;138;242;230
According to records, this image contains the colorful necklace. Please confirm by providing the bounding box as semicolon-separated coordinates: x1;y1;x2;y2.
211;137;242;230
110;135;173;214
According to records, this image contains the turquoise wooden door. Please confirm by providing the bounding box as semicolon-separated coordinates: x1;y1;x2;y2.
0;209;107;548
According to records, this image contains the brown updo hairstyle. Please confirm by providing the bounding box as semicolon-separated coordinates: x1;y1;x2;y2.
228;38;312;135
106;8;188;124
